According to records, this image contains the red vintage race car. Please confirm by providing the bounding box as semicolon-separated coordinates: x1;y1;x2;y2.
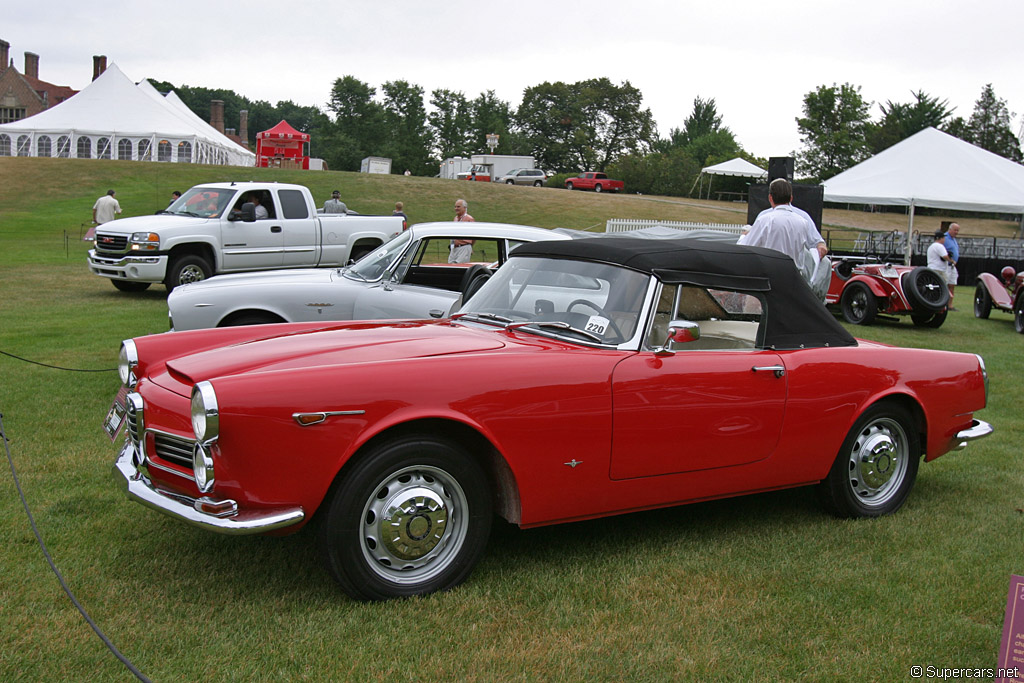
826;258;950;327
974;266;1024;332
108;238;991;601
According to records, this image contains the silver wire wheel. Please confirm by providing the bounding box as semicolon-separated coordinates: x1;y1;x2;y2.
359;464;470;585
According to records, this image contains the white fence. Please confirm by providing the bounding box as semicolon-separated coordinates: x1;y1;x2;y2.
606;219;747;234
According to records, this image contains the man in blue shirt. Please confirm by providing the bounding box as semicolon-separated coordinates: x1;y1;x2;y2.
945;223;960;309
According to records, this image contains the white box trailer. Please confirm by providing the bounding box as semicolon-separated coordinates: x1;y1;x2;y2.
470;154;536;182
440;156;476;180
360;156;392;174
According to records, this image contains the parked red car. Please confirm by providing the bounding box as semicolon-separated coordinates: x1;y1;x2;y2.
565;172;624;193
109;239;991;600
974;266;1024;332
826;258;950;327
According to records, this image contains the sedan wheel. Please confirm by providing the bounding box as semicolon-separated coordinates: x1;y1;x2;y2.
319;436;491;601
819;403;920;517
840;282;877;325
974;283;992;319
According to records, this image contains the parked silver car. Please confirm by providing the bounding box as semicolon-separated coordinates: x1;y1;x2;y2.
496;168;547;186
167;223;570;331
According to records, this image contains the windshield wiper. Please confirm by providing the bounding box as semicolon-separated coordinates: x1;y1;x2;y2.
453;312;514;325
508;320;603;343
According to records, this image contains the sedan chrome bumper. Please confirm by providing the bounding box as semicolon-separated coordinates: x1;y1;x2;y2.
112;441;304;534
953;419;994;451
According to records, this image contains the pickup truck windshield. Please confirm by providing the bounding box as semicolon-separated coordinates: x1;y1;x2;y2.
344;231;413;281
169;188;235;218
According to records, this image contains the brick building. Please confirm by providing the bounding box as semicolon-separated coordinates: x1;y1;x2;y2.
0;40;79;123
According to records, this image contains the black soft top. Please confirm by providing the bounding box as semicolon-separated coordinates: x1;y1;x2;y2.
512;236;856;350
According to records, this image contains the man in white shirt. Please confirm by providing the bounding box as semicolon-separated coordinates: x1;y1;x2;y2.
740;179;827;264
92;189;122;224
250;194;269;220
926;230;951;278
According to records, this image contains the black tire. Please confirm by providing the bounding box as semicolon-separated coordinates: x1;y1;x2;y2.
506;180;514;185
1015;292;1024;334
911;310;947;328
566;182;574;191
533;180;543;187
974;282;992;319
840;282;877;325
164;254;212;291
111;279;151;292
818;402;920;517
349;244;378;263
218;311;285;327
318;436;491;601
901;267;949;312
594;184;603;193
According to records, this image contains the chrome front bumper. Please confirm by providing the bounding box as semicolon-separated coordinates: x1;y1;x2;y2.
952;419;994;451
88;250;168;283
112;441;304;534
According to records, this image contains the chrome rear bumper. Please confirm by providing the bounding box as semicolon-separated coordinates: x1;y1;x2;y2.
952;419;994;451
112;441;304;534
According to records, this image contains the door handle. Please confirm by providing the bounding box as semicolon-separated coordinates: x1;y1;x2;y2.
752;365;785;378
270;225;282;233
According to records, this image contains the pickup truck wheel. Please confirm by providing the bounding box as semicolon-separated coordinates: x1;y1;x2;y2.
566;182;574;191
594;184;603;193
974;283;992;319
818;402;920;518
111;280;151;292
319;436;491;601
840;282;877;325
165;255;212;291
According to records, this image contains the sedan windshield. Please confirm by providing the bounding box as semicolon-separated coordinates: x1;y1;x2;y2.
344;230;413;281
458;256;649;345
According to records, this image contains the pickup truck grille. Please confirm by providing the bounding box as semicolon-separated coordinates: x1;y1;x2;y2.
153;432;195;469
94;232;128;253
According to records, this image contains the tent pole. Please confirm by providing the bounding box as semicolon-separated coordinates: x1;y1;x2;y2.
905;201;915;265
690;173;703;198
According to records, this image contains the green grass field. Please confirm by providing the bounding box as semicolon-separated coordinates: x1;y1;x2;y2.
1;158;1021;681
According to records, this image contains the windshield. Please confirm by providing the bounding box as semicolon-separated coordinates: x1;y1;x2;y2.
458;256;649;345
344;230;413;281
169;187;236;218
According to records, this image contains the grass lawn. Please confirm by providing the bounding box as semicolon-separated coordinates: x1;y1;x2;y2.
1;158;1022;681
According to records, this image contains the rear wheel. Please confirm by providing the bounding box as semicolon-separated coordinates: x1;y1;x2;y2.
840;282;877;325
164;254;212;291
111;280;151;292
911;310;947;328
594;184;603;193
318;436;491;601
533;180;543;187
818;402;920;517
974;282;992;319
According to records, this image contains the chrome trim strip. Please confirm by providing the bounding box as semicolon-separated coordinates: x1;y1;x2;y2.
952;419;993;451
113;442;304;535
292;409;365;426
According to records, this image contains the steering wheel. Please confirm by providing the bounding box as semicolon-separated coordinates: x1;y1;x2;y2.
566;299;624;342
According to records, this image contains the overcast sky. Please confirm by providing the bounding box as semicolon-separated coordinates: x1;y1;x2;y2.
7;0;1024;160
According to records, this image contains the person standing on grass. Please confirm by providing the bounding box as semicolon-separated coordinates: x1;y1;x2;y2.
92;189;122;225
945;223;961;309
927;230;952;282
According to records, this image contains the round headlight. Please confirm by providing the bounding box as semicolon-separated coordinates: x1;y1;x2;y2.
193;442;214;492
118;340;138;386
191;381;219;443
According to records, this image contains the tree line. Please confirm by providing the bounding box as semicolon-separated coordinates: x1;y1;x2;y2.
151;76;1022;196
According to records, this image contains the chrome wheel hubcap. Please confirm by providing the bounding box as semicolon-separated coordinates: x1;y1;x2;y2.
847;418;908;507
179;265;206;284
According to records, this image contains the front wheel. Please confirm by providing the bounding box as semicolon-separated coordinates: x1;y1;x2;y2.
165;254;212;291
911;310;947;328
506;180;515;185
1015;292;1024;334
111;279;151;292
818;402;920;517
840;282;877;325
566;182;574;191
319;436;491;601
974;283;993;319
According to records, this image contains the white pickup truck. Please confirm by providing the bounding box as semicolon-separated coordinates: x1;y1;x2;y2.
87;181;406;291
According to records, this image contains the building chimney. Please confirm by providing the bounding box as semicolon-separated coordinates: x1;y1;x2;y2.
24;52;39;79
0;41;9;73
239;110;249;149
92;55;107;81
210;100;225;134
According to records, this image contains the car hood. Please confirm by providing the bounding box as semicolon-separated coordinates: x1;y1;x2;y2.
172;268;343;295
94;214;212;234
158;321;505;391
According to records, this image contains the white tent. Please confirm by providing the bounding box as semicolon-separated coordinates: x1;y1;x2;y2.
0;63;254;166
695;157;766;199
823;127;1024;258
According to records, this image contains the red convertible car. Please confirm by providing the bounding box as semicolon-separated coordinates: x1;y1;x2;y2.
826;258;950;327
108;238;992;600
974;266;1024;332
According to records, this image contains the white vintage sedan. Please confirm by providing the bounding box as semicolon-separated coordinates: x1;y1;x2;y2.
167;223;569;331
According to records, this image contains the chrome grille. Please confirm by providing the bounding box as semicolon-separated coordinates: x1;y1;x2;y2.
125;393;143;446
152;432;195;469
94;232;128;253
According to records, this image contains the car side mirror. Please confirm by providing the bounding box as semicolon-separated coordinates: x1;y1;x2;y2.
654;320;700;356
229;202;256;223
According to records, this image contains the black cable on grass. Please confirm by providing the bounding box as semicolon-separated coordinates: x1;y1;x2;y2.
1;412;150;682
0;350;116;372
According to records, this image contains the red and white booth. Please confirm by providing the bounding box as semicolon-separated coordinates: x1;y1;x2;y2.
255;119;310;169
